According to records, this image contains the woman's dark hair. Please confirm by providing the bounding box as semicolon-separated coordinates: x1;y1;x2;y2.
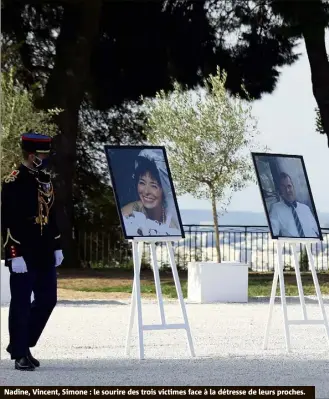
134;156;162;188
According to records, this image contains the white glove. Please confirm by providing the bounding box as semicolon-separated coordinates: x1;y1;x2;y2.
54;250;64;267
11;257;28;273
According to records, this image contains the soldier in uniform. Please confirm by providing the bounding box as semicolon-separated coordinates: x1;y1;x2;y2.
1;132;64;371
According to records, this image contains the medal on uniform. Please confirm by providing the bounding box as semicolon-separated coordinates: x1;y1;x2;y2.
42;183;51;194
35;178;54;235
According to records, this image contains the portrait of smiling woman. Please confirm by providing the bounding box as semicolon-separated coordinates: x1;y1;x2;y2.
105;146;183;238
121;156;167;223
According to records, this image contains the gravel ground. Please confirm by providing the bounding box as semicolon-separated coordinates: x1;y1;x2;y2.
1;298;329;398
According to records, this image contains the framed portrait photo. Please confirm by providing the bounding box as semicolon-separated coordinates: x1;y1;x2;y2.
104;145;185;239
251;152;323;241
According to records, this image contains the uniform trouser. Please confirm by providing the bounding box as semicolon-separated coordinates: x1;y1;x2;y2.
8;263;57;359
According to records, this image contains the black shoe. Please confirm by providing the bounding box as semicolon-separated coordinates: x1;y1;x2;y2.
15;356;35;371
27;349;40;367
7;345;40;367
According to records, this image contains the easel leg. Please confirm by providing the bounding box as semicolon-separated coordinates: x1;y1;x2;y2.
263;260;279;349
292;244;308;320
167;242;195;357
125;241;144;357
277;242;291;352
150;243;166;324
306;243;329;345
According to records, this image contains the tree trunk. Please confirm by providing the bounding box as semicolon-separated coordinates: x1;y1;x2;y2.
210;191;221;263
301;2;329;146
42;1;102;267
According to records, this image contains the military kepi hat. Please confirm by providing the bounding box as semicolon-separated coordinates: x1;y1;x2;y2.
21;132;52;154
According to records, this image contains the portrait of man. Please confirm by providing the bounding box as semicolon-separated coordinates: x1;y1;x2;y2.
270;172;319;238
104;145;184;239
252;153;322;240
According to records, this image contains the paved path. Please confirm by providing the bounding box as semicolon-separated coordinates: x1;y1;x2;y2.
1;299;329;398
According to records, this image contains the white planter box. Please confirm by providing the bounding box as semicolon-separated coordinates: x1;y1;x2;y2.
187;261;249;303
1;259;34;305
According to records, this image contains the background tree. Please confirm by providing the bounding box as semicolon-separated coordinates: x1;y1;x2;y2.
1;68;61;178
270;0;329;146
299;246;309;272
73;99;146;232
143;69;266;263
2;0;328;265
209;0;329;144
1;0;218;266
72;101;146;267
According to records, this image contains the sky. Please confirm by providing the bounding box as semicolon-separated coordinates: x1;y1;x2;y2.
177;32;329;214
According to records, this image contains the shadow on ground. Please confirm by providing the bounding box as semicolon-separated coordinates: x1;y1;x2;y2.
55;296;329;306
3;296;328;307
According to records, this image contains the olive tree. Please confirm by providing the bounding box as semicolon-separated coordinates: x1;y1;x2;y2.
143;68;266;263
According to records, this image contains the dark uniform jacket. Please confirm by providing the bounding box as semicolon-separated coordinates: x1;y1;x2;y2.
1;164;61;267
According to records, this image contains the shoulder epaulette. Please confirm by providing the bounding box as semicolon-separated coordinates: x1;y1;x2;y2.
4;169;20;183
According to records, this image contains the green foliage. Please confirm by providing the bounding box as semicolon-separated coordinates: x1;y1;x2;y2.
1;68;62;178
73;100;146;233
143;67;266;214
59;272;329;298
143;68;266;263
